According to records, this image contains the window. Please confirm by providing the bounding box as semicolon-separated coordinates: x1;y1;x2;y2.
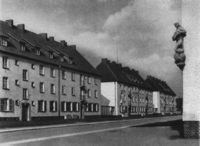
85;103;89;112
36;48;41;56
2;56;9;69
50;101;57;112
71;72;75;81
88;103;92;112
50;84;55;94
38;100;47;112
39;65;44;76
23;88;28;100
62;71;67;80
80;75;85;86
22;69;28;81
73;102;79;112
70;102;73;112
88;89;91;98
61;101;67;112
0;37;8;46
31;64;35;69
40;82;45;93
66;102;71;112
0;98;14;112
31;82;35;88
15;60;19;66
20;43;26;51
49;52;54;59
88;77;91;84
15;80;20;86
71;87;75;96
94;78;98;85
2;77;9;90
62;85;66;95
94;104;99;112
50;68;56;78
94;90;98;98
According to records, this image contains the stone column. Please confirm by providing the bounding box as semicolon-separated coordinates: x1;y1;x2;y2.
182;0;200;138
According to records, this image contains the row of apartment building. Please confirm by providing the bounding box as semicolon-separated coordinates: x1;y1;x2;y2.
0;19;177;121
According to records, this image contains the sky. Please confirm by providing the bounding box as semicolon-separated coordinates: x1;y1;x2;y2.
0;0;183;96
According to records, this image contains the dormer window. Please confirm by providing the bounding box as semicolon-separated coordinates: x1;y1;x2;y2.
20;43;26;51
0;37;8;47
60;57;64;62
36;48;41;56
49;52;54;59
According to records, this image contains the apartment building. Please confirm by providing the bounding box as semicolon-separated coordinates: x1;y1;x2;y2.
145;76;176;115
96;58;153;117
0;20;101;121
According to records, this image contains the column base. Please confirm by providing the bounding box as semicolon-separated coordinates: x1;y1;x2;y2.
183;121;200;138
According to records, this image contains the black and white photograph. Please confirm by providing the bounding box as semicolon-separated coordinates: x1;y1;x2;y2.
0;0;199;145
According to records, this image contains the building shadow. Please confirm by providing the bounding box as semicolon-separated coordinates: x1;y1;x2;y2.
133;120;184;139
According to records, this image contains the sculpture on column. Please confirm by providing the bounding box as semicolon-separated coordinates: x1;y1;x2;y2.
172;22;187;71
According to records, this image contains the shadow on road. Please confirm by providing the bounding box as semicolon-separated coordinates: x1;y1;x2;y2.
132;120;184;139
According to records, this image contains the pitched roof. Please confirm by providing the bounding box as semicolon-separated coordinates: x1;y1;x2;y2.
0;20;100;77
96;58;151;90
145;76;176;96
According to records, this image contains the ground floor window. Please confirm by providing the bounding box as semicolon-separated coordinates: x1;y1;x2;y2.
62;102;79;112
0;98;14;112
50;101;57;112
38;100;47;112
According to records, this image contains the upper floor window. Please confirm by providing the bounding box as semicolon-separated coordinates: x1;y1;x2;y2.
0;98;14;112
22;69;28;81
50;84;55;94
71;72;75;81
15;60;19;66
71;87;75;96
0;37;8;47
62;85;66;95
88;77;92;84
23;88;29;100
50;68;56;78
40;82;45;93
94;78;98;85
50;101;57;112
38;100;47;112
62;71;67;80
15;80;20;86
95;90;98;98
2;56;9;69
31;64;35;70
2;77;9;90
80;75;85;86
39;65;45;76
88;89;91;98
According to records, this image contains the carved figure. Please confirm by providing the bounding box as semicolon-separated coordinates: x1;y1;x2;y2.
172;22;187;71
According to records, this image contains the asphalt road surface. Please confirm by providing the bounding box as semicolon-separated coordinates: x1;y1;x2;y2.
0;116;198;146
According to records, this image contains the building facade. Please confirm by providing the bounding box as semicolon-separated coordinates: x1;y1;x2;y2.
97;58;153;117
145;76;176;115
0;20;101;121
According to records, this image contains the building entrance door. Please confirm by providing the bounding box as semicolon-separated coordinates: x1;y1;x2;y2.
22;103;30;121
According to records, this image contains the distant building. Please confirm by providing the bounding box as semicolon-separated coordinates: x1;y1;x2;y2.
145;76;176;114
96;58;153;117
0;19;101;121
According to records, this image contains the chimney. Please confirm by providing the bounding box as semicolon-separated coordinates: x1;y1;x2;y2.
6;19;13;27
49;36;54;41
17;24;25;31
60;40;67;46
39;33;48;40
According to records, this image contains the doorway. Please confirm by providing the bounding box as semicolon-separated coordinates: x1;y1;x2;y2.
21;103;30;121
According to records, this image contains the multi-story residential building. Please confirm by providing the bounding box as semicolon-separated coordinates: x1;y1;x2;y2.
0;19;101;121
145;76;176;115
96;58;153;117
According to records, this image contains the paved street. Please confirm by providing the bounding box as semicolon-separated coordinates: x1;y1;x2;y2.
0;116;198;146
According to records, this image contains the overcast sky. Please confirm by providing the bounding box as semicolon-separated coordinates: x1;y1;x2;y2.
0;0;183;96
